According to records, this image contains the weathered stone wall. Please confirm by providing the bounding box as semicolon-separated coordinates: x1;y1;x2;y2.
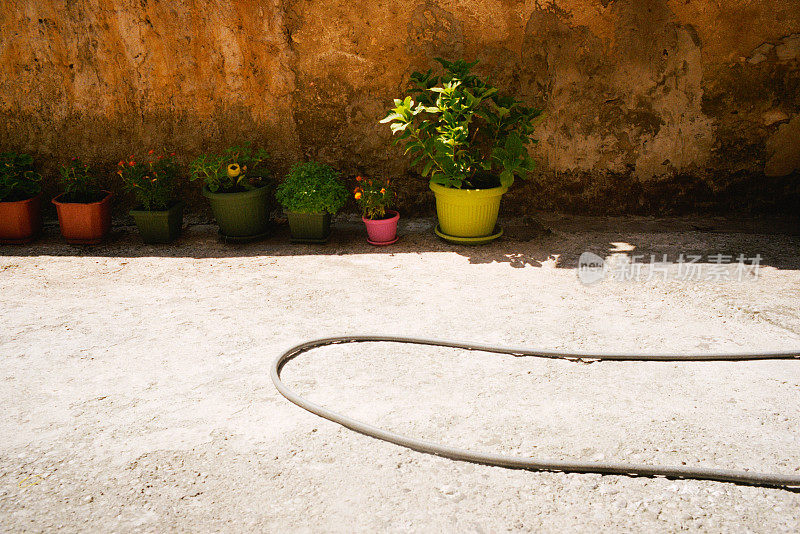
1;0;799;215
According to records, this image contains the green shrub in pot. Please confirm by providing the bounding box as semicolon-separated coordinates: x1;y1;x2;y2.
275;161;348;243
381;58;542;242
189;143;272;241
119;150;184;244
0;152;43;243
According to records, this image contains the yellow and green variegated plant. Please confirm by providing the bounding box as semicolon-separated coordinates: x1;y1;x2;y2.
382;58;542;190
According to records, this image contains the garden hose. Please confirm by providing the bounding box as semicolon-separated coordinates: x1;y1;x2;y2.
271;335;800;490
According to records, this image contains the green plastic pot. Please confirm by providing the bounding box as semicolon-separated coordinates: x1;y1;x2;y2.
130;201;185;244
286;211;331;243
430;181;508;238
202;185;271;239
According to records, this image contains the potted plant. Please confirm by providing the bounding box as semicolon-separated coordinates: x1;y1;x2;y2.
118;150;184;244
354;175;399;245
0;152;42;244
189;143;272;241
276;161;348;243
381;58;541;243
53;158;112;244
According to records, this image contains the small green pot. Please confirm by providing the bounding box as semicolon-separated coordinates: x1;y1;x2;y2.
202;185;271;239
286;211;331;243
130;201;185;244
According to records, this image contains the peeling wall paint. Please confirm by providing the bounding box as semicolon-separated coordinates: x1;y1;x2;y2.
1;0;798;215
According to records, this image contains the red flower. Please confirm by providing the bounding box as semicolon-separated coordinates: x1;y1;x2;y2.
148;149;154;155
356;175;363;182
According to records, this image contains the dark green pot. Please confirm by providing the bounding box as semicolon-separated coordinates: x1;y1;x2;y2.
130;201;185;244
286;211;331;243
202;185;271;239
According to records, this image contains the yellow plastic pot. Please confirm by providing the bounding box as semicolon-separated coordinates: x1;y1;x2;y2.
430;181;508;238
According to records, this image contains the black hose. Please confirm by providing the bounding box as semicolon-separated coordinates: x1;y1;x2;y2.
271;335;800;490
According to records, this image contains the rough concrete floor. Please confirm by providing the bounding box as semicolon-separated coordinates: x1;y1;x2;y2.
1;214;799;533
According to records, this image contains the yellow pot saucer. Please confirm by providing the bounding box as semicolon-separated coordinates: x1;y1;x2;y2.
434;224;503;245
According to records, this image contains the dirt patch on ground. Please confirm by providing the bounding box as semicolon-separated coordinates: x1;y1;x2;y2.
1;215;799;532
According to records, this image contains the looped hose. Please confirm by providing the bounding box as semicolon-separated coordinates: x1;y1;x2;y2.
271;336;800;490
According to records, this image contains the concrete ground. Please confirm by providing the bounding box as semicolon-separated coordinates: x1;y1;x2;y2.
1;214;799;533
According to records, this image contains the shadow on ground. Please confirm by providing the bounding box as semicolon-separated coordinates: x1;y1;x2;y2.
2;213;799;270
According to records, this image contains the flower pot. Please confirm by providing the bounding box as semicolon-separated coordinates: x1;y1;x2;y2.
202;185;271;240
429;181;508;240
0;194;42;244
363;210;399;245
286;211;331;243
52;191;113;245
130;201;185;244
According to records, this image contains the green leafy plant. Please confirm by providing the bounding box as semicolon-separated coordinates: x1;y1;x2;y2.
0;153;41;202
189;143;270;193
58;158;105;203
381;58;542;189
117;150;179;211
354;175;395;220
276;161;348;214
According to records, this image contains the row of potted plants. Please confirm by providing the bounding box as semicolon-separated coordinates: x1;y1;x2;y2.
1;57;540;247
0;150;400;246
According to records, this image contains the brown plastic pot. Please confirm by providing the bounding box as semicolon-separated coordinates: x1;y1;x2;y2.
52;191;113;244
0;194;42;244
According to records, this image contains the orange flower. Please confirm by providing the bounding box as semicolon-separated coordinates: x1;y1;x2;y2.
118;160;124;167
380;188;386;194
354;192;362;200
148;149;154;155
355;175;363;182
129;161;135;166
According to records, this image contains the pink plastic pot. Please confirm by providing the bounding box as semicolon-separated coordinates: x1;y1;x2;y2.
363;210;399;245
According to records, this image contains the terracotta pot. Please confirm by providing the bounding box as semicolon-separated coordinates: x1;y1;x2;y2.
52;191;113;244
0;194;42;244
363;209;399;245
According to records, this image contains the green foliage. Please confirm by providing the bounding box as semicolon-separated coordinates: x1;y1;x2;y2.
381;58;542;189
276;161;348;215
0;153;41;202
58;158;104;203
189;143;270;193
118;150;179;211
354;175;395;220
